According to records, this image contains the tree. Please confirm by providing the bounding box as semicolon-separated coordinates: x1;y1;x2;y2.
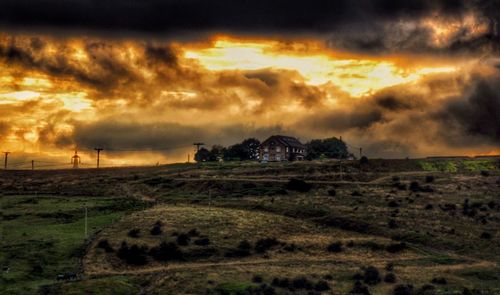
194;147;210;162
208;145;226;161
241;138;260;160
305;137;348;160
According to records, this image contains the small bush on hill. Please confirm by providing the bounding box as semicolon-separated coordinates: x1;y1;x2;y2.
117;242;149;265
418;284;436;295
314;280;330;291
393;284;414;295
480;232;492;239
388;200;399;207
194;237;210;246
351;191;363;196
327;241;343;253
177;233;191;246
425;176;435;183
271;277;290;288
350;281;371;294
188;228;200;237
328;189;336;196
431;277;447;285
97;239;114;253
384;273;397;283
292;277;313;290
252;275;263;283
150;225;162;236
286;178;312;192
363;266;381;285
239;240;252;250
409;181;420;192
388;219;399;229
255;237;280;253
128;228;140;238
386;242;407;253
425;204;433;210
150;241;184;262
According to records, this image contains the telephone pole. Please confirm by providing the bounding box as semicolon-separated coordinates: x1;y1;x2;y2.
193;143;204;166
3;152;10;170
359;147;363;159
31;160;34;171
94;148;103;168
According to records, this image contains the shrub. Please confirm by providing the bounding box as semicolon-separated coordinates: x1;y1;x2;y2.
188;228;200;237
393;284;414;295
177;233;191;246
353;273;364;281
323;274;333;280
314;280;330;291
418;284;436;295
360;156;369;165
194;237;210;246
97;239;114;253
385;262;394;271
384;273;397;283
480;232;492;239
350;281;371;295
255;237;280;253
328;189;336;196
386;242;406;253
283;243;297;252
388;200;399;207
425;175;435;183
252;275;263;283
392;176;400;182
292;277;313;290
286;178;312;192
117;242;149;265
271;277;290;288
480;170;490;177
431;277;447;285
128;229;140;238
363;266;381;285
425;204;433;210
351;191;363;196
224;248;251;258
388;219;399;229
150;225;162;236
238;240;252;250
409;181;420;192
327;241;343;253
150;241;184;262
347;240;355;247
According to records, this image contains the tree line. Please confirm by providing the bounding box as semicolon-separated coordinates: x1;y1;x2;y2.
195;137;352;162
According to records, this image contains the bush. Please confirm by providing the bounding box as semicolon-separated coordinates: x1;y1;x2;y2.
431;277;447;285
425;176;435;183
328;189;336;196
194;237;210;246
314;280;330;291
238;240;252;250
388;200;399;207
128;229;140;238
363;266;381;285
351;191;363;196
384;273;397;283
150;225;162;236
393;284;414;295
327;241;343;253
176;233;191;246
350;281;371;295
409;181;420;192
388;219;399;229
386;242;406;253
425;204;433;210
255;237;280;253
252;275;263;283
97;239;114;253
292;277;313;290
188;228;200;237
150;241;184;262
224;248;251;258
360;156;369;165
480;232;492;239
480;170;490;177
418;284;436;295
117;242;149;265
271;277;290;288
286;178;313;192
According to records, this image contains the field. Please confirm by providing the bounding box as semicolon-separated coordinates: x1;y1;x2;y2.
0;158;499;294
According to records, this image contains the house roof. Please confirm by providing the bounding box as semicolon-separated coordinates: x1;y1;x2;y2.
261;135;305;149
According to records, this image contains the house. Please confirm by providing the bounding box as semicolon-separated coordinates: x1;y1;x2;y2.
259;135;306;162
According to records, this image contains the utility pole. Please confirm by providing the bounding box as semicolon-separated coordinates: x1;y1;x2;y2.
31;160;34;171
359;147;363;159
187;154;190;163
3;152;10;170
193;143;204;167
94;148;103;168
84;204;88;239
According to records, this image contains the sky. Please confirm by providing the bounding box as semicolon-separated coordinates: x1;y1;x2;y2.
1;0;499;167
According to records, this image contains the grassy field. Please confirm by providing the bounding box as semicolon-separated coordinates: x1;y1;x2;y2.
0;158;498;294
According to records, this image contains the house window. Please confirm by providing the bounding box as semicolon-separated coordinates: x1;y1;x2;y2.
276;146;281;152
264;147;269;152
286;147;289;152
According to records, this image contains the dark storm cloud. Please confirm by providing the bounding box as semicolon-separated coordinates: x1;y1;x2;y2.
436;76;500;143
62;120;286;151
